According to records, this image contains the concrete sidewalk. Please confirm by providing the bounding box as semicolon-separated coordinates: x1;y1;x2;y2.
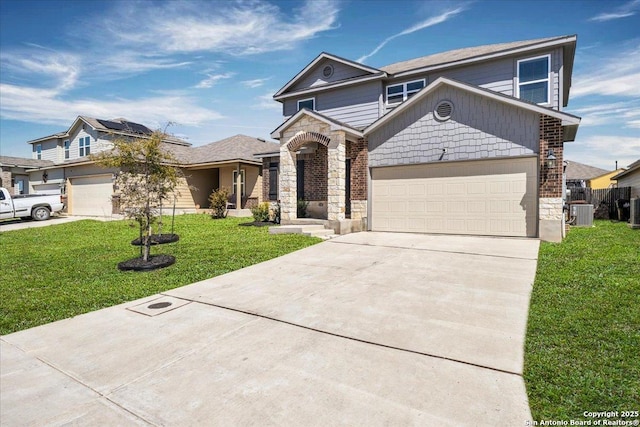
1;232;539;426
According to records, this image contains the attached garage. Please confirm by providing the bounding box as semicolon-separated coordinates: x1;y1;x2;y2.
32;183;61;195
69;175;113;216
371;157;538;237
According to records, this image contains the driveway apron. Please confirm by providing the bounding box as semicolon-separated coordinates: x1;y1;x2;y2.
1;231;539;426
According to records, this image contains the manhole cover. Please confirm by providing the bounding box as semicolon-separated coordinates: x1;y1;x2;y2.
148;302;172;309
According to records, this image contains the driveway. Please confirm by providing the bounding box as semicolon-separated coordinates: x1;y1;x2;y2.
0;214;121;232
1;232;539;426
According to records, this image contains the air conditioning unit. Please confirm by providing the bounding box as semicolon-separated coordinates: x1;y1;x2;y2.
571;204;593;227
630;198;640;229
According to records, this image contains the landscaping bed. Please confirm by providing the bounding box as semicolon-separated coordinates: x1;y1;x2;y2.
0;215;321;334
524;220;639;420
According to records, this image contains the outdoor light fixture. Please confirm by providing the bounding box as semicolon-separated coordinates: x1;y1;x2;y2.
546;149;557;169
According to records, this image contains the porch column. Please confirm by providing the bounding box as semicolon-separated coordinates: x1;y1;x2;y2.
280;143;297;221
327;131;346;221
235;163;242;209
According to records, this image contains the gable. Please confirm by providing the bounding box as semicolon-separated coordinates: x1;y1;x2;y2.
290;57;377;92
274;53;383;99
367;84;540;168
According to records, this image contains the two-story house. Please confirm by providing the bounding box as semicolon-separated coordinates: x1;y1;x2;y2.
27;116;276;216
262;35;581;242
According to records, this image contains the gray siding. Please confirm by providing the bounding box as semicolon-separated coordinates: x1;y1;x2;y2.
291;58;371;92
368;85;540;168
34;140;59;162
284;81;382;129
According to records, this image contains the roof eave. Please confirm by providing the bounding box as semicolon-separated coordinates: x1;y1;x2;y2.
271;109;364;140
273;73;386;101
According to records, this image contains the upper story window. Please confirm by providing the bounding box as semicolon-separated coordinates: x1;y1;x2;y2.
517;55;550;105
36;144;42;160
64;140;70;159
297;98;315;111
79;136;91;157
386;79;425;105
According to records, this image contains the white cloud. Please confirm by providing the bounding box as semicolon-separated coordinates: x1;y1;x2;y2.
253;91;281;111
357;7;466;63
194;72;235;89
0;49;81;91
567;135;640;170
572;100;640;127
96;0;340;57
589;0;640;21
572;44;640;98
0;82;223;129
242;78;271;88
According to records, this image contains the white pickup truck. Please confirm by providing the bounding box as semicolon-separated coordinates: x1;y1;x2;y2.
0;187;65;221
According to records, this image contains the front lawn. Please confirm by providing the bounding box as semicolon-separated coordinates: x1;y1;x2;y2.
524;221;639;420
0;215;320;335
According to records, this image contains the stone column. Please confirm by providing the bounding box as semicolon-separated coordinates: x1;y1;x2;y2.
279;143;297;221
327;131;346;221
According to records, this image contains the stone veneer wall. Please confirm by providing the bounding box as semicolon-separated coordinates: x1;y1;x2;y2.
1;170;12;193
538;114;565;242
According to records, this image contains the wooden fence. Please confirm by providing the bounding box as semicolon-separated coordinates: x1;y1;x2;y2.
567;187;631;219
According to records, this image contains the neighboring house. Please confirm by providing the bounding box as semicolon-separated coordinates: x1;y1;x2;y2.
613;159;640;199
0;156;54;195
589;168;625;189
564;160;610;189
263;35;581;242
25;116;276;216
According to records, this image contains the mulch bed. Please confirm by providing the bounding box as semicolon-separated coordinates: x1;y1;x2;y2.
117;254;176;271
131;234;180;246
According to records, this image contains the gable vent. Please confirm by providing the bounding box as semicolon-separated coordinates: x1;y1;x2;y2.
434;100;453;122
322;64;334;78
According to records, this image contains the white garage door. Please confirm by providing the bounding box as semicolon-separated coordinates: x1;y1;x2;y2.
70;175;113;216
32;184;61;195
371;157;537;237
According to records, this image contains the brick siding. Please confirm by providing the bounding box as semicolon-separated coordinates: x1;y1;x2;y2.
538;115;564;198
300;144;328;200
349;138;368;201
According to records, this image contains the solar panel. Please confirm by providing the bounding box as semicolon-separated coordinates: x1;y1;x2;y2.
97;119;126;131
122;121;152;135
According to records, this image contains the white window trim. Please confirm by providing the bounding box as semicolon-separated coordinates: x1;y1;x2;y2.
516;54;551;106
297;97;315;111
64;139;70;159
36;144;42;160
79;136;91;157
386;78;426;106
232;169;246;196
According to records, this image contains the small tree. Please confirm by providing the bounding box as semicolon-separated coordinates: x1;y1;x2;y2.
92;131;181;262
209;188;230;219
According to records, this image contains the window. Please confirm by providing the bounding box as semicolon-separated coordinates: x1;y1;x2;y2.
269;163;279;201
36;144;42;160
297;98;315;111
232;169;246;196
64;140;70;159
79;136;91;157
517;55;550;104
386;79;425;105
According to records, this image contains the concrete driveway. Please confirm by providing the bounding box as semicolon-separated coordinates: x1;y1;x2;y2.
1;232;539;426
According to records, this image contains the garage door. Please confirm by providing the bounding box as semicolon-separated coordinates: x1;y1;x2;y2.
69;175;113;216
32;184;61;195
371;157;537;237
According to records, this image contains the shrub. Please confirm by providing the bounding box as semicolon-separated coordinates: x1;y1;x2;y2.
251;202;271;222
271;201;281;224
297;199;309;218
209;188;229;219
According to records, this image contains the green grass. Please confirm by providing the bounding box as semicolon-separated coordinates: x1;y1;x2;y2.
0;215;320;335
524;220;640;420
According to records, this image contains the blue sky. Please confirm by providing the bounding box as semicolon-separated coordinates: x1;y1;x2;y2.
1;0;638;170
